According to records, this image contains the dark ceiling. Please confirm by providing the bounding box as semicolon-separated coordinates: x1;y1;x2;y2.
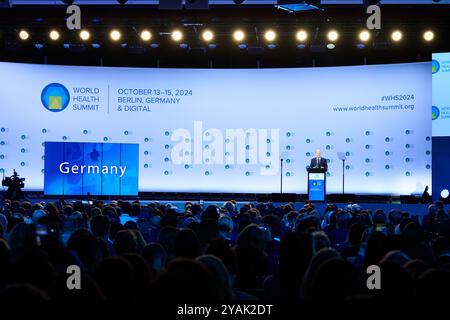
0;3;449;68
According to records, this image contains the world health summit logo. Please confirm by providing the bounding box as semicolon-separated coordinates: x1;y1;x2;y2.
432;106;440;120
41;83;70;112
432;60;440;74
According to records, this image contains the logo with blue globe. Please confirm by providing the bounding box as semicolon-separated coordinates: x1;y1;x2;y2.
41;83;70;112
432;60;440;74
432;106;440;120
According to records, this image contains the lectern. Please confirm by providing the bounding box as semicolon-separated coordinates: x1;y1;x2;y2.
307;167;327;201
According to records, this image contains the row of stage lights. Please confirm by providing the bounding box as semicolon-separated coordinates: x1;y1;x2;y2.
16;28;436;49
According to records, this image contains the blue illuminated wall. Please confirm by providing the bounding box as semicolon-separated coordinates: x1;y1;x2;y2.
0;61;432;195
44;142;138;196
432;52;450;199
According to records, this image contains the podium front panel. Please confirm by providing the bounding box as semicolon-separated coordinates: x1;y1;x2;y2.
308;172;326;201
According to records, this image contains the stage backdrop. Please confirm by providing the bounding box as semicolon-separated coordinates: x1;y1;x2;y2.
0;61;431;195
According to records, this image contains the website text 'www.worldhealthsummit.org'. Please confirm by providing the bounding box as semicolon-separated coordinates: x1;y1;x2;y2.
333;94;416;112
333;104;415;112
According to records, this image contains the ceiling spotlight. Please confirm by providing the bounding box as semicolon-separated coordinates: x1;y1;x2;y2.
359;30;371;42
391;30;403;42
326;43;336;50
264;30;277;42
202;30;214;42
233;29;245;42
423;30;435;42
79;30;90;41
140;30;152;42
296;29;308;42
327;30;339;42
171;30;183;42
49;30;60;41
18;29;29;41
441;189;449;199
110;29;122;41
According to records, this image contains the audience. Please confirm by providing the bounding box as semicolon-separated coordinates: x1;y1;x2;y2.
0;197;449;300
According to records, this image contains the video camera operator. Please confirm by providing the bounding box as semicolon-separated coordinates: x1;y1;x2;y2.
2;169;26;201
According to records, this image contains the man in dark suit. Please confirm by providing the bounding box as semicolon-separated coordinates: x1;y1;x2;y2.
310;149;328;171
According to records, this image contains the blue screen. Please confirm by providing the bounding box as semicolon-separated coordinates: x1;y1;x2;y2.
44;142;138;196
